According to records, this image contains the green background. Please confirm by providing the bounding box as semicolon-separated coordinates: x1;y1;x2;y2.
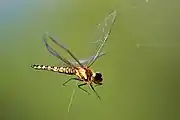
0;0;179;120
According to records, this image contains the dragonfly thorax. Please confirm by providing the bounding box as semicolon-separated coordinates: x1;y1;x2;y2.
76;67;93;81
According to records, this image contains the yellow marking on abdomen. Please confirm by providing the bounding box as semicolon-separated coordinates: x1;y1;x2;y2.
31;64;76;75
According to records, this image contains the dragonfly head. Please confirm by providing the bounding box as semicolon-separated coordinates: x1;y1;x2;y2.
93;72;103;85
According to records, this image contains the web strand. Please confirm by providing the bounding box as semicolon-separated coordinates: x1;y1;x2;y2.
65;81;78;120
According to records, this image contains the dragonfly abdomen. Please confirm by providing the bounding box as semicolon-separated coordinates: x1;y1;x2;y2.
31;64;76;75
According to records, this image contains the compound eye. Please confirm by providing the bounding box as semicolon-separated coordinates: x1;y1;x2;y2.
95;72;103;82
96;72;102;78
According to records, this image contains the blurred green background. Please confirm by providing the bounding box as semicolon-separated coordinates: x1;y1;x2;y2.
0;0;180;120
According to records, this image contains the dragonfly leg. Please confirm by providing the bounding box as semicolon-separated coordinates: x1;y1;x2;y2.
94;84;102;88
63;78;81;86
90;84;101;100
78;83;90;95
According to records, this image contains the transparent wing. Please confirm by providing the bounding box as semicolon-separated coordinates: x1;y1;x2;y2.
43;32;84;68
60;52;106;66
87;10;117;67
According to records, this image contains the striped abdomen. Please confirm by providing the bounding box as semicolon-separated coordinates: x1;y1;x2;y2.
31;64;76;75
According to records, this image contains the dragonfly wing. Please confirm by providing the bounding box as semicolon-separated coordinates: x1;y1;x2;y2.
45;32;84;68
60;52;106;66
43;33;76;67
87;10;116;67
79;52;106;65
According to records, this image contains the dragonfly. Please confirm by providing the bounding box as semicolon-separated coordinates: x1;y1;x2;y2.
31;10;116;99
